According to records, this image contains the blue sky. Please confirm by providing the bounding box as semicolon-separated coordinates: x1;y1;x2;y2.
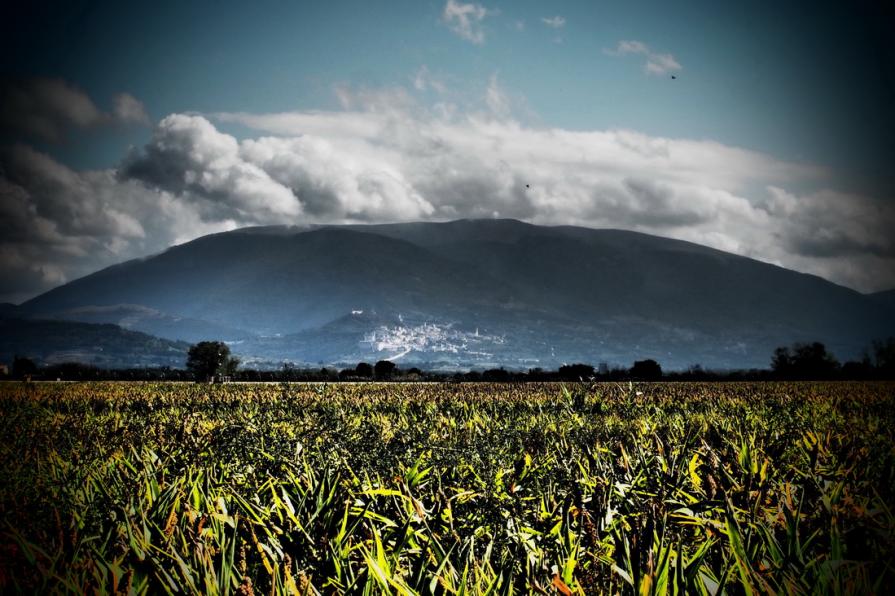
4;0;892;183
1;0;894;300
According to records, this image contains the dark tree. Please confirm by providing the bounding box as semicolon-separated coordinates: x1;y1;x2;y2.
841;359;873;379
374;360;396;380
771;341;838;378
482;368;510;382
355;362;374;378
630;359;662;380
771;347;792;375
186;341;239;381
872;337;895;374
558;363;595;381
12;355;37;379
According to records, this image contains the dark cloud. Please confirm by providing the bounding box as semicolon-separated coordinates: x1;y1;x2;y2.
764;187;895;260
619;179;710;227
0;143;232;302
0;77;148;143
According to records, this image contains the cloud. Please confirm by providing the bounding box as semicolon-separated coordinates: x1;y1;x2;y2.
0;77;149;142
607;40;682;76
0;143;235;302
541;16;565;29
413;66;447;95
2;79;893;301
764;187;895;260
112;93;150;126
484;74;511;117
120;114;301;221
207;92;893;293
442;0;491;44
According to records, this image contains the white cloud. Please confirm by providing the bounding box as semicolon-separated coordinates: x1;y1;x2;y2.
442;0;491;44
607;40;683;76
121;114;301;221
208;92;894;292
0;78;150;142
3;79;893;301
484;74;511;117
413;66;447;95
541;16;565;29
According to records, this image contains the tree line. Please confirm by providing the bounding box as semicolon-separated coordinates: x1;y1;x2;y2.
5;338;894;382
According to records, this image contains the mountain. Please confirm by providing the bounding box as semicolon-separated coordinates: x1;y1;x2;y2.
17;219;895;370
36;304;252;343
0;317;189;368
0;303;20;317
869;289;895;309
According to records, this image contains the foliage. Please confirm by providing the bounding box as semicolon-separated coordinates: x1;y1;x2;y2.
630;359;662;380
558;364;595;381
373;360;396;380
872;337;895;373
771;342;839;379
186;341;240;381
11;356;36;379
1;381;893;594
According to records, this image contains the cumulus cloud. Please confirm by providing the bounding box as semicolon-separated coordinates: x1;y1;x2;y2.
208;91;892;292
2;79;893;301
120;114;301;221
442;0;491;44
607;40;682;76
541;16;565;28
0;77;150;142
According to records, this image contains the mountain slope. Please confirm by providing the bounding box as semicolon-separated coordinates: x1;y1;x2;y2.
0;317;189;367
869;289;895;309
19;219;895;369
22;228;500;335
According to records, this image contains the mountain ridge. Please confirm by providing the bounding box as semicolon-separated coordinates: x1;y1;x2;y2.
16;219;895;369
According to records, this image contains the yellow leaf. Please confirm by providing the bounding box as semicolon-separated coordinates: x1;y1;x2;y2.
639;573;653;596
689;453;703;492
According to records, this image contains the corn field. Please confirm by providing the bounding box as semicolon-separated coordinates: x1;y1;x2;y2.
1;381;893;594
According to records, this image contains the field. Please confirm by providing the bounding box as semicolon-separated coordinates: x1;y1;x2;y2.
1;381;893;594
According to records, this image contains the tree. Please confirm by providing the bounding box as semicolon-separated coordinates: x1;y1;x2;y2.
355;362;374;378
482;368;510;382
374;360;396;380
771;347;792;375
630;359;662;380
186;341;239;381
558;363;595;381
12;355;37;379
872;337;895;374
771;341;838;378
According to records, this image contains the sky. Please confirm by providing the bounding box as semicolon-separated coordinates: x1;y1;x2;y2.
1;0;894;303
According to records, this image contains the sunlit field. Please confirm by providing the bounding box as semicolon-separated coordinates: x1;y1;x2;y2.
1;381;893;594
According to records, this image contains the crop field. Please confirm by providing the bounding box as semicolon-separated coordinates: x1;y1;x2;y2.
0;381;893;594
